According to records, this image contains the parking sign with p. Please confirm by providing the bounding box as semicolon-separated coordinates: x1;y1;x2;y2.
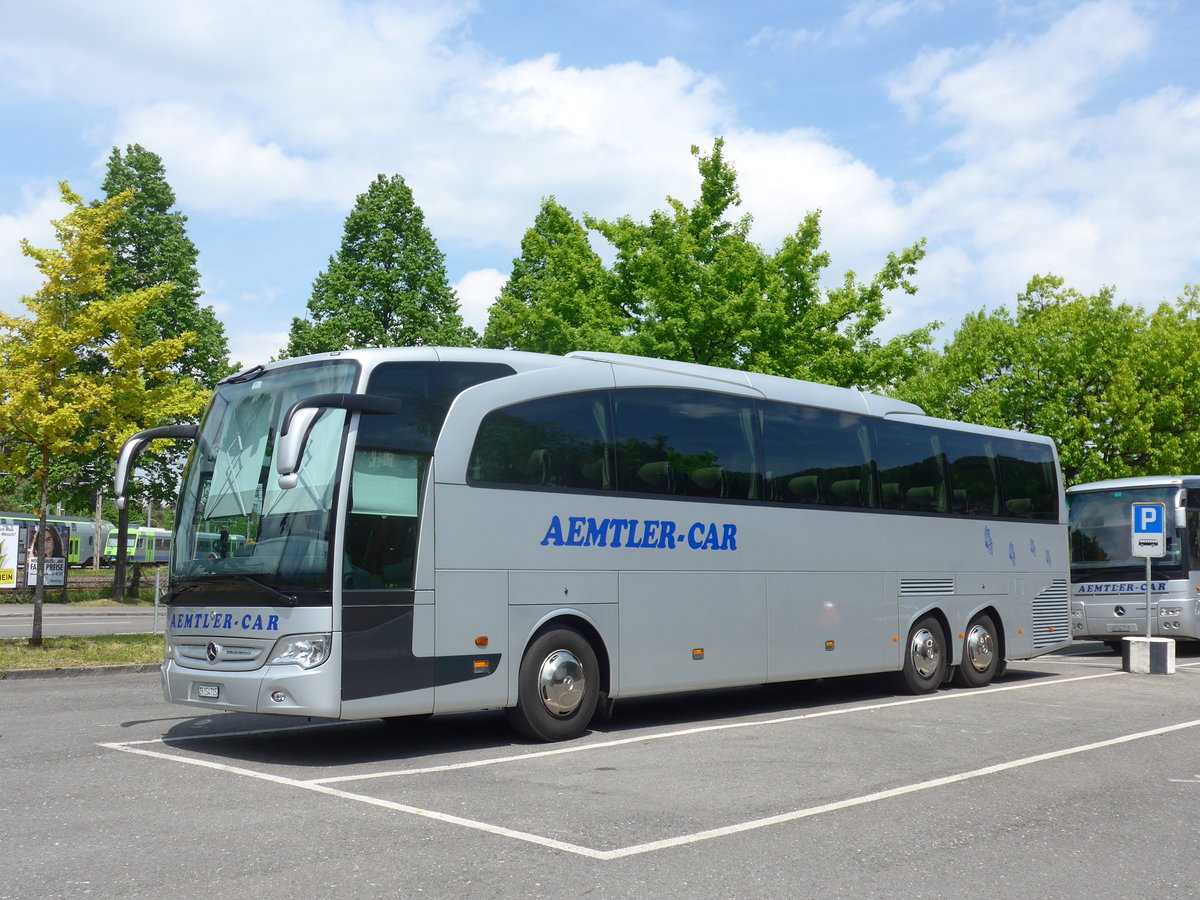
1131;502;1166;558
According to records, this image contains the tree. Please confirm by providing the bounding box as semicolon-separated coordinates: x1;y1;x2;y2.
285;174;475;356
0;184;204;643
485;140;936;391
894;275;1200;482
482;198;626;354
100;145;231;386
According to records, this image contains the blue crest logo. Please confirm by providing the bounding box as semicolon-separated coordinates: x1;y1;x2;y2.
1029;539;1036;555
1045;549;1052;567
984;527;994;555
1008;542;1017;566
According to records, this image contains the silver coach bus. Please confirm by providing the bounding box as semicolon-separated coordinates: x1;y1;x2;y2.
1068;476;1200;652
116;348;1070;741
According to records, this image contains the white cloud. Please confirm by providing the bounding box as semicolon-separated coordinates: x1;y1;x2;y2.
882;0;1198;335
455;268;507;334
1;0;1196;364
0;185;71;315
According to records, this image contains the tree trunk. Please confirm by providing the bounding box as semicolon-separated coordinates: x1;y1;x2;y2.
31;472;48;646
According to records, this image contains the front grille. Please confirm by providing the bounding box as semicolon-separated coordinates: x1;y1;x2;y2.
1032;579;1071;648
173;638;271;671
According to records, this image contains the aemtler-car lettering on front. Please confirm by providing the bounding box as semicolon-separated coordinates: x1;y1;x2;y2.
116;348;1071;742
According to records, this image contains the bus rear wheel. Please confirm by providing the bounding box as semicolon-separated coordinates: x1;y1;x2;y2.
953;614;999;688
507;627;599;742
892;616;947;694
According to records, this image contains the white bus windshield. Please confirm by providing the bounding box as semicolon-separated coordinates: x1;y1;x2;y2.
172;361;358;589
1068;486;1188;580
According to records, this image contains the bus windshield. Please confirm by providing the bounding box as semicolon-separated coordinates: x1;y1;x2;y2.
172;361;358;589
1068;486;1189;581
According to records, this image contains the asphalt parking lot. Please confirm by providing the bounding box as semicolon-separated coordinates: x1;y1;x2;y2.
4;642;1200;899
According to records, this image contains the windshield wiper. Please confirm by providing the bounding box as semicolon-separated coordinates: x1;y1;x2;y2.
228;574;299;606
220;364;266;385
174;574;299;606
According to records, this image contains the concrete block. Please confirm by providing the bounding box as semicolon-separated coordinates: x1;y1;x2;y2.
1122;636;1175;675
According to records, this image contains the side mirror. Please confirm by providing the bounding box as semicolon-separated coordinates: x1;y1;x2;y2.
1176;506;1188;530
276;393;402;489
114;425;199;508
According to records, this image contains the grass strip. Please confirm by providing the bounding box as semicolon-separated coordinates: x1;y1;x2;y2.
0;633;163;670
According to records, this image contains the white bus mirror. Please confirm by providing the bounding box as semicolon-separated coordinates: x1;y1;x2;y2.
276;393;402;489
1176;506;1188;530
114;425;199;509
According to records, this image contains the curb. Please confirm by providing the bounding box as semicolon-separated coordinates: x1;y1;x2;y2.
0;663;161;680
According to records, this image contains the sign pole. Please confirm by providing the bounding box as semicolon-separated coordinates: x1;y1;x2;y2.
1145;557;1153;639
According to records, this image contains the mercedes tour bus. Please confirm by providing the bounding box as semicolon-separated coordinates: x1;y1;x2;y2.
115;348;1071;741
1067;476;1200;651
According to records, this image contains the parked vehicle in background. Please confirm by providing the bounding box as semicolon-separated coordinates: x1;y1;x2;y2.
102;525;173;565
1068;476;1200;651
0;512;113;567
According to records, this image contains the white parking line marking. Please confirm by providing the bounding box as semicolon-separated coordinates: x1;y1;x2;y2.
310;670;1125;783
102;714;1200;860
98;741;607;859
602;717;1200;859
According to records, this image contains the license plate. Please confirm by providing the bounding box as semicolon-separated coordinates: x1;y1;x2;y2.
1107;624;1137;633
196;683;220;699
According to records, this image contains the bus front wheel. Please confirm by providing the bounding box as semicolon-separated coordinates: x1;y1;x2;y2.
953;614;999;688
507;627;599;742
892;616;947;694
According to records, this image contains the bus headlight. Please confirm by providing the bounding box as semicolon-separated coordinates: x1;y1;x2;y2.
267;634;332;669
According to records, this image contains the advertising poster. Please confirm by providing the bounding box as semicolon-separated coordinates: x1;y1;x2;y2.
0;524;17;590
26;524;70;587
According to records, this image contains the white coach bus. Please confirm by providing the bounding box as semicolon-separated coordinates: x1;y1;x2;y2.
1067;476;1200;651
115;348;1070;741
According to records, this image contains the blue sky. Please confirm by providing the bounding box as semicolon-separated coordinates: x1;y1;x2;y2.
2;0;1198;368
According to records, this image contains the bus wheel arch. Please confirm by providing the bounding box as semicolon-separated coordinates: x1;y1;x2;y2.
953;608;1003;688
507;617;607;742
892;611;949;695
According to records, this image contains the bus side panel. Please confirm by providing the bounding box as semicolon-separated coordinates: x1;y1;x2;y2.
617;571;766;697
766;572;892;680
339;601;436;720
433;570;509;713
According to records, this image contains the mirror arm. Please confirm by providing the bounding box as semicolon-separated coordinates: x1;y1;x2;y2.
113;425;199;509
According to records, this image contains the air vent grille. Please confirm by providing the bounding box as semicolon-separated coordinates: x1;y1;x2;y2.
900;578;955;596
1032;579;1071;649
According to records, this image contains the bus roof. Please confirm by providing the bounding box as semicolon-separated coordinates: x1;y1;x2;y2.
1068;475;1200;494
242;346;926;419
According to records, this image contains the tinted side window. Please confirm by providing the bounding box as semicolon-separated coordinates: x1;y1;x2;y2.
469;391;613;491
874;420;947;513
996;439;1058;520
613;389;759;500
940;430;1000;516
760;402;875;507
361;361;515;454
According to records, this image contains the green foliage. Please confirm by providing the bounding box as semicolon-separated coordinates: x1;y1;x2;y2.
895;275;1200;482
482;198;627;354
101;145;232;385
485;140;936;391
286;174;476;356
0;183;206;636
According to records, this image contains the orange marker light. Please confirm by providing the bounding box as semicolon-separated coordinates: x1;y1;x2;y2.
475;636;489;647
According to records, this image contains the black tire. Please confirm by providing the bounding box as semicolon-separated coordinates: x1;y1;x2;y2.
1104;640;1124;656
891;615;947;694
953;614;999;688
507;627;600;742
